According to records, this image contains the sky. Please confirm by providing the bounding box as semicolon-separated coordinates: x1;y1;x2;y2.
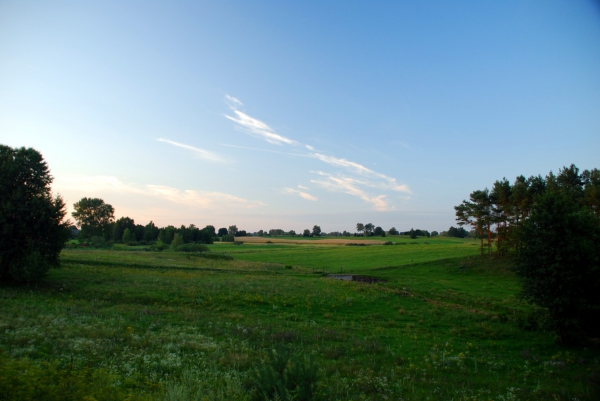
1;0;599;233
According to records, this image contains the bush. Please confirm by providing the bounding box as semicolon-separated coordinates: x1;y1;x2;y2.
0;146;69;283
175;244;210;253
221;234;235;242
150;239;169;252
252;345;320;401
383;241;394;245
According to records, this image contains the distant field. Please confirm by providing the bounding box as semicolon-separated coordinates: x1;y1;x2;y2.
1;244;598;400
210;236;481;272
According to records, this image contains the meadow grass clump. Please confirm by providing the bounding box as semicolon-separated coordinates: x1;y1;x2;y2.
175;243;210;253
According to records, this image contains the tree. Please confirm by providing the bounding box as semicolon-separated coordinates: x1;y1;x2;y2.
364;223;374;237
203;225;216;238
388;227;399;235
217;227;228;237
144;221;159;242
312;225;321;237
303;229;311;237
0;145;69;283
431;231;439;237
72;198;115;240
122;228;134;244
228;225;238;236
374;226;384;236
409;228;416;239
171;233;184;250
114;217;135;242
356;223;364;236
289;230;296;236
516;190;600;343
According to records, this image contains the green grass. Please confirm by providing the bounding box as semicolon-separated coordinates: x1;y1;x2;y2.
210;236;481;272
1;245;598;400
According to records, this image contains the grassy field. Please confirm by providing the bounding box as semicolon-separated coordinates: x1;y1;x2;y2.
1;240;599;400
208;236;482;272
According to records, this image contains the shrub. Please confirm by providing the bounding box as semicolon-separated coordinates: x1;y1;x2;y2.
221;234;235;242
150;239;169;252
252;345;320;401
175;244;210;253
171;233;184;250
383;241;393;245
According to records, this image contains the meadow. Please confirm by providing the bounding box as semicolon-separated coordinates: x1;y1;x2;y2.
1;237;598;400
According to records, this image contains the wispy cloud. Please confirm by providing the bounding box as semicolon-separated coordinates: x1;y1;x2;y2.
309;153;411;193
157;138;225;162
310;171;391;211
281;187;318;201
54;175;265;209
218;143;310;158
224;95;298;146
147;185;265;208
225;94;243;107
222;96;411;210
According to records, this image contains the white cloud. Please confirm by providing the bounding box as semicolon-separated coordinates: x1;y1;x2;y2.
281;187;318;201
309;153;411;193
225;94;243;107
147;185;265;208
297;185;308;189
310;171;391;211
157;138;225;162
305;144;315;151
224;95;298;146
54;175;265;209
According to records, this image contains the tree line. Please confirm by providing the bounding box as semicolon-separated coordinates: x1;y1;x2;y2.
71;198;250;246
454;164;600;256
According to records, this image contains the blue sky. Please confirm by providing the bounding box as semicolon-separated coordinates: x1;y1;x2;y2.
1;0;599;232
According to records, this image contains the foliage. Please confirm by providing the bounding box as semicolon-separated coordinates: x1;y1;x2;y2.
288;230;296;236
252;345;320;401
113;216;135;242
72;197;115;240
171;233;184;250
302;229;311;237
218;227;228;237
0;145;68;283
229;225;238;236
516;189;600;343
222;234;235;242
312;225;321;237
150;239;169;251
175;243;210;253
0;351;147;401
454;164;599;257
387;227;399;235
122;228;134;244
